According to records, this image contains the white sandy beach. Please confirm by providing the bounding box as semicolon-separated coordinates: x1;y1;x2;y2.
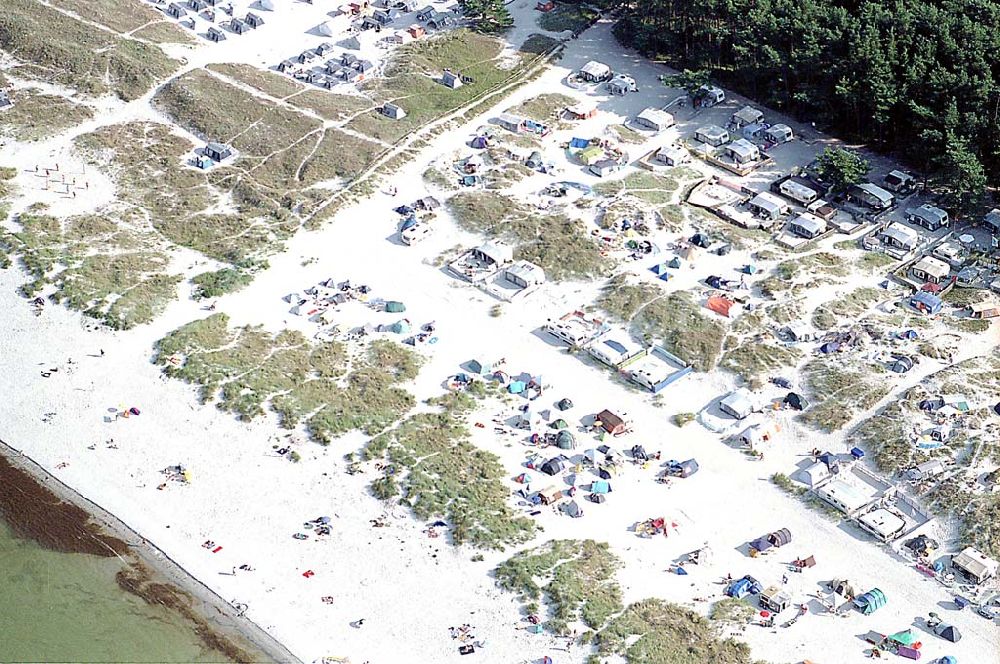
1;1;999;663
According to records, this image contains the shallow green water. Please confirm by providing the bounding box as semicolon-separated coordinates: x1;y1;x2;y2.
0;520;221;663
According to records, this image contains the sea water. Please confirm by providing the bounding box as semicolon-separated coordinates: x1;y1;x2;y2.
0;519;222;663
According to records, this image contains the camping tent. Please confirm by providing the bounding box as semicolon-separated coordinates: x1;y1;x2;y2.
560;500;583;517
631;445;649;461
389;320;410;334
385;301;406;313
549;418;568;429
768;528;792;547
888;630;918;646
933;623;961;643
669;459;699;477
854;588;888;615
691;233;711;248
590;480;611;494
596;409;627;435
555;430;576;450
469;358;492;375
706;295;735;317
556;398;573;411
540;457;566;476
785;392;807;410
508;380;527;394
831;579;855;598
726;575;762;598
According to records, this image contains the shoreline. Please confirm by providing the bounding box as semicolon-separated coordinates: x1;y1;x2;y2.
0;437;301;664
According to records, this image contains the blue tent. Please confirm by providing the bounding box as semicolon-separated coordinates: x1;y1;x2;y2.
850;447;865;460
900;329;919;340
742;264;758;274
524;119;546;133
591;480;610;494
399;216;417;231
658;272;672;282
570;137;589;149
820;342;840;354
910;291;943;314
394;205;415;215
749;537;773;553
471;136;488;148
675;566;688;575
938;656;957;664
508;380;527;394
389;320;411;334
726;576;760;598
469;358;492;375
706;275;724;288
650;263;670;275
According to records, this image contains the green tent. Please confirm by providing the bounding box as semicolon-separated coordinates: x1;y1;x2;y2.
385;301;406;313
578;145;604;165
549;419;569;430
887;630;916;646
556;430;576;449
853;588;887;615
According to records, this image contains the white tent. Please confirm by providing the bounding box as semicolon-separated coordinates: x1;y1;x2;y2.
316;21;334;37
258;0;274;10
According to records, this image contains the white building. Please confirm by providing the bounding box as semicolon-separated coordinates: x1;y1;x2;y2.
587;330;646;368
503;260;545;289
910;256;951;284
815;478;871;516
719;389;755;419
952;547;999;584
694;125;729;147
857;508;906;542
635;107;674;132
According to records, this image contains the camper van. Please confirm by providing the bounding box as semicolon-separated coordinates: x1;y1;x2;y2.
884;170;916;193
695;84;725;107
777;178;819;205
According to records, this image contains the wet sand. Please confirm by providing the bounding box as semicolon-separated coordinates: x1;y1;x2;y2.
0;439;300;664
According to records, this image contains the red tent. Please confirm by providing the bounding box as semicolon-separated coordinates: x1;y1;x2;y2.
706;295;735;317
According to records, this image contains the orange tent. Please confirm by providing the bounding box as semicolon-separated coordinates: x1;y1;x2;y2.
706;295;735;317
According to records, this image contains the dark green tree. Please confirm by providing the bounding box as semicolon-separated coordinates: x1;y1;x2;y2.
935;133;987;211
815;147;870;193
460;0;513;34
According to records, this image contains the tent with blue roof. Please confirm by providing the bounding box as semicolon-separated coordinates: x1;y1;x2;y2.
910;291;943;314
569;137;589;149
650;263;670;275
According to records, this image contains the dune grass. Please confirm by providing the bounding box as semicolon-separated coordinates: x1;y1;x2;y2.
206;63;307;99
362;392;537;550
346;29;533;144
48;0;181;34
496;539;623;634
599;277;725;371
587;598;755;664
76;121;302;263
506;93;575;121
0;0;178;99
0;90;93;141
800;359;890;431
721;342;801;382
285;89;373;121
155;314;420;443
0;211;181;329
154;70;322;156
448;191;608;280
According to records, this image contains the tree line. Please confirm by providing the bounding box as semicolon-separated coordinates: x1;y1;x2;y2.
607;0;997;211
